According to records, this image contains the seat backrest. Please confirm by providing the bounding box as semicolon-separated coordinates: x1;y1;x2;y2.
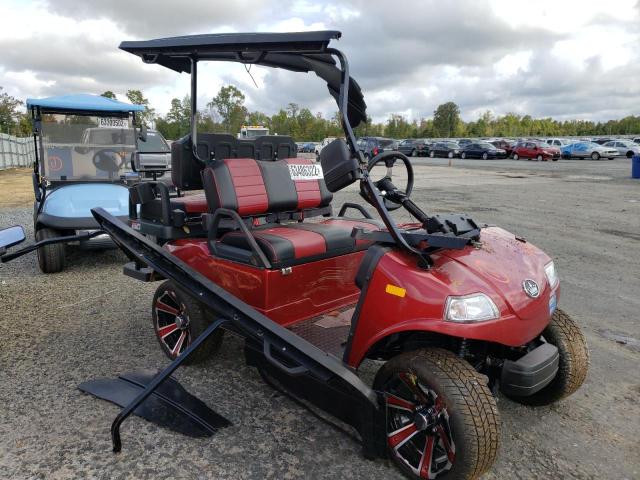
171;133;236;190
202;158;332;217
254;135;297;161
236;140;256;159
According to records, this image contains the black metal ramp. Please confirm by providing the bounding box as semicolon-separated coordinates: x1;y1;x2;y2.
79;369;231;437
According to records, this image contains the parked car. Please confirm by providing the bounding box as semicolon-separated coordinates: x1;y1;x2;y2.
314;137;337;157
457;138;472;147
545;138;572;147
460;142;507;159
396;138;429;157
512;141;560;161
491;139;515;156
299;142;317;153
592;138;613;145
560;142;618;160
429;141;461;158
603;140;640;158
356;137;396;159
633;137;640;144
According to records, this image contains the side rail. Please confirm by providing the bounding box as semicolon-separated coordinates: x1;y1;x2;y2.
90;207;385;458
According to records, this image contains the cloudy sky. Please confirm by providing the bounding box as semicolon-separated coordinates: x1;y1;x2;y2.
1;0;639;123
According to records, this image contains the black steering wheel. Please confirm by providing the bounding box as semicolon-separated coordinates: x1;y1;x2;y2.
92;149;125;175
360;151;414;211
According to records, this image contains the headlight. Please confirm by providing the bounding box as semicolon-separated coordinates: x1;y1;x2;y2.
545;261;558;287
444;294;499;323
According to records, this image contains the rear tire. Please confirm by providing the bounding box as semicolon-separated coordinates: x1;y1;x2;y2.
536;154;543;161
36;228;66;273
482;153;488;160
374;349;500;480
152;281;224;365
513;153;519;160
461;152;466;159
508;309;589;406
591;152;600;160
447;151;454;159
411;149;417;157
430;151;435;158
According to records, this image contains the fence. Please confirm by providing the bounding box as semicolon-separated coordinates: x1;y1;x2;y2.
0;133;36;170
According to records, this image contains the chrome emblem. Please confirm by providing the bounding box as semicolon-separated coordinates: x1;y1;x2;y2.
522;279;540;298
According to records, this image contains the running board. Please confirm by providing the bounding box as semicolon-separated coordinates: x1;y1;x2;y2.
90;207;386;458
79;369;232;437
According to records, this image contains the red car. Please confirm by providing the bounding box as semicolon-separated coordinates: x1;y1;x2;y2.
512;140;560;161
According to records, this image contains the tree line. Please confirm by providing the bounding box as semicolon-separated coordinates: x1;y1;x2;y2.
1;85;639;140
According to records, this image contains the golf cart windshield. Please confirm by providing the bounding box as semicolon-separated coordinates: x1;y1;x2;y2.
40;113;135;181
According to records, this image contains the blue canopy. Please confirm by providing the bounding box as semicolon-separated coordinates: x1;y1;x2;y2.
26;93;144;113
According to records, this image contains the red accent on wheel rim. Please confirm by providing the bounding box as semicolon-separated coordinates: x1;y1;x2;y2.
388;423;418;449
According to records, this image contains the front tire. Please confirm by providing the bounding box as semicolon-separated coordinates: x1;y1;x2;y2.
513;153;519;160
411;149;417;157
482;153;488;160
430;151;435;158
447;151;454;159
460;152;466;159
510;309;589;406
36;228;66;273
536;154;543;161
152;281;224;365
591;152;600;160
374;349;500;480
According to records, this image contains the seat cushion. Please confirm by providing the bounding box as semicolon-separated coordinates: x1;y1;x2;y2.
217;217;383;268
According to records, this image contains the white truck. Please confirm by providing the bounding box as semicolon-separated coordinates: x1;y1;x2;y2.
238;125;269;139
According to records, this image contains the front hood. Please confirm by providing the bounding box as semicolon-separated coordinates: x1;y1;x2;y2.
42;183;129;218
435;227;554;321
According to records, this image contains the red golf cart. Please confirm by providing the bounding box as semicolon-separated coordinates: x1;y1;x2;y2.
0;31;588;480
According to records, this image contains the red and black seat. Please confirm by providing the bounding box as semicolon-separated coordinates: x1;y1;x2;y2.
202;158;382;268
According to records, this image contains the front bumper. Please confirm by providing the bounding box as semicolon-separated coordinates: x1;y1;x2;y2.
500;342;559;396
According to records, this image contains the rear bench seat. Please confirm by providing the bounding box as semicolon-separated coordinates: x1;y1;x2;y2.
203;158;382;268
135;133;299;232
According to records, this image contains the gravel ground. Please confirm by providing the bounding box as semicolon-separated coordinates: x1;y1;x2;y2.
0;158;639;479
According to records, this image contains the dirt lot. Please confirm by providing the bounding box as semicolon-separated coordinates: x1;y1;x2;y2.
0;158;639;479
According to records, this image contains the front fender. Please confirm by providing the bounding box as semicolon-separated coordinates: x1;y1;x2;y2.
345;232;558;367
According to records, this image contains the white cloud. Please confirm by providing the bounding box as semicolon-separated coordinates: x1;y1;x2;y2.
0;0;638;123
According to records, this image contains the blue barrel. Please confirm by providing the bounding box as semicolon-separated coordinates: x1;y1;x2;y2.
633;155;640;179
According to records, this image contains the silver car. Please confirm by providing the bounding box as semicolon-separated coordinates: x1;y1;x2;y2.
561;142;618;160
603;140;640;158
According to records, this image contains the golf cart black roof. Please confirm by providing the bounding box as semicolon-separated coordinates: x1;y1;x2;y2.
119;31;366;127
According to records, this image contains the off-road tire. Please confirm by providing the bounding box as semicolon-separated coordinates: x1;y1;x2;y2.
36;228;66;273
374;349;500;480
511;309;589;406
152;281;224;365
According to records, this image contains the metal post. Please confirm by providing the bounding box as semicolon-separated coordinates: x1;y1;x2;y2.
111;317;228;452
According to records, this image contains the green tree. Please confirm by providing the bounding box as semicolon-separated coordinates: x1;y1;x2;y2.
433;102;461;138
126;89;156;126
100;91;116;99
0;87;24;134
208;85;247;134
